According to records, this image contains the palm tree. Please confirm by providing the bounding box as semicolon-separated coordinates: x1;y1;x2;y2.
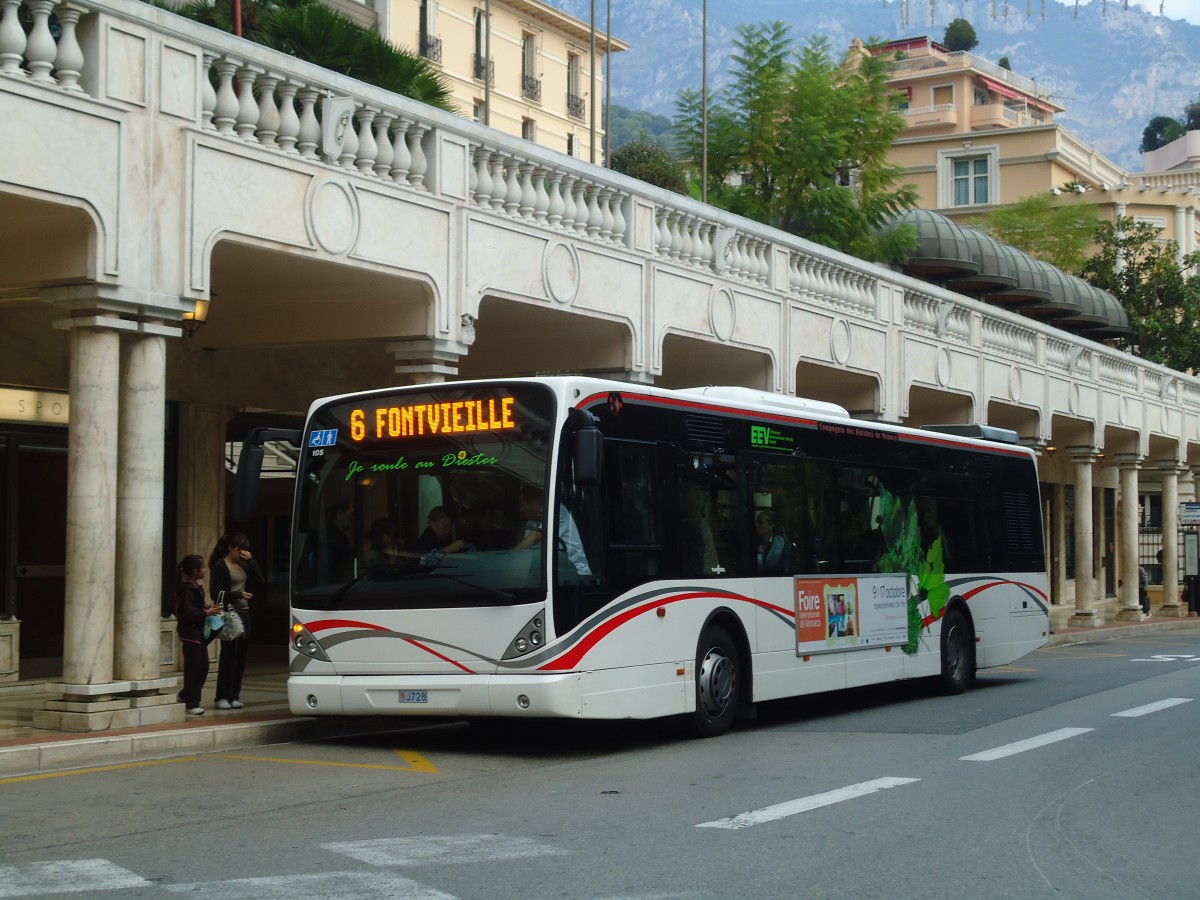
157;0;453;111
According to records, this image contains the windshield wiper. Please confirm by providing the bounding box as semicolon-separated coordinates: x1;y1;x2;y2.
320;562;432;610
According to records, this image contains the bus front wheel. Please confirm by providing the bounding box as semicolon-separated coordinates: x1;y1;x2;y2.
939;608;974;695
690;625;740;738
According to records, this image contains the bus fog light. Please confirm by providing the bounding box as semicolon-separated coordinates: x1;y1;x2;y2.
515;638;528;653
530;632;542;646
306;695;318;709
517;694;531;709
307;641;319;655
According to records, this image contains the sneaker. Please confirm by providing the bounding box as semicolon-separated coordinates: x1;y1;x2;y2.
216;699;232;710
186;707;205;715
230;700;244;709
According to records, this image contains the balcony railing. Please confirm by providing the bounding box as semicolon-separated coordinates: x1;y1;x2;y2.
521;74;542;103
567;92;585;120
419;34;442;63
472;53;494;85
7;0;1198;429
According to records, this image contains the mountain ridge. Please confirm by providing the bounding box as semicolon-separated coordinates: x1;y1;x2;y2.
547;0;1200;171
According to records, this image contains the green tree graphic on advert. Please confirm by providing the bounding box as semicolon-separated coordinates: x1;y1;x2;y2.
873;489;949;654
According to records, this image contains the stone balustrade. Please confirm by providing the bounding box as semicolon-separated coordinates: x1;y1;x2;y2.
5;0;1200;433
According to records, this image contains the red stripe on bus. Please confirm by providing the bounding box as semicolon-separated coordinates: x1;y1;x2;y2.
898;431;1030;457
306;619;390;633
575;392;819;429
406;638;477;674
538;590;789;671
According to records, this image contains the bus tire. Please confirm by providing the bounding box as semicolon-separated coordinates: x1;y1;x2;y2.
939;608;974;695
690;625;740;738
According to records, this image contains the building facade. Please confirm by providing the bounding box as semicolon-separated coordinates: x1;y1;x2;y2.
390;0;626;161
879;37;1199;267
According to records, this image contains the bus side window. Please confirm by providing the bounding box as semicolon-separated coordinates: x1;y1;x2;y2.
749;456;804;576
603;441;662;583
676;475;720;577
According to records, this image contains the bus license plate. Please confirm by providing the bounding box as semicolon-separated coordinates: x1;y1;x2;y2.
397;690;428;704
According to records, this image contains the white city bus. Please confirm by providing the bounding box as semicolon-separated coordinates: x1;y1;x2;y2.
268;377;1048;737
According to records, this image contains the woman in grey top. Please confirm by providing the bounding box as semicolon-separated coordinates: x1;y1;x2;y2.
208;532;264;709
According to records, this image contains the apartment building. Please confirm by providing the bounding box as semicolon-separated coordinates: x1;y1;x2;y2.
372;0;628;161
877;37;1199;265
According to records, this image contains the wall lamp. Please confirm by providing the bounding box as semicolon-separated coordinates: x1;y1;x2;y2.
182;297;210;337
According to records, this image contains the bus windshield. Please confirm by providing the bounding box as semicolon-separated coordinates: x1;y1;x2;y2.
292;383;556;610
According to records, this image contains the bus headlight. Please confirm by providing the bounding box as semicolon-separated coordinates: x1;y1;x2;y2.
290;621;329;662
502;609;548;660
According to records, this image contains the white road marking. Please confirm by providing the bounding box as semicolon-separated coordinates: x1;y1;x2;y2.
323;834;568;867
166;870;455;899
0;860;149;897
1130;654;1200;662
1111;697;1193;717
960;727;1092;761
694;777;920;830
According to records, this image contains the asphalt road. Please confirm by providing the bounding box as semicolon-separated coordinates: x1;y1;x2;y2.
3;631;1199;900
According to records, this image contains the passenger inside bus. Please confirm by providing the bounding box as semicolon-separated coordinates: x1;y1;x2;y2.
365;517;404;566
755;509;791;575
511;484;591;575
417;506;467;556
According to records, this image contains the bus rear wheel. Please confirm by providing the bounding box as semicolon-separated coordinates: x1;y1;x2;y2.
939;608;974;695
690;625;740;738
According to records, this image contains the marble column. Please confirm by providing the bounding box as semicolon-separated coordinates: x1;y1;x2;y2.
1115;454;1145;622
1068;448;1099;627
1158;461;1185;616
115;332;169;680
1051;485;1067;608
62;320;124;685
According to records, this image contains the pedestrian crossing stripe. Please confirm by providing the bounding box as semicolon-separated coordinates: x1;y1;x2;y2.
0;859;149;897
166;870;455;899
322;835;569;867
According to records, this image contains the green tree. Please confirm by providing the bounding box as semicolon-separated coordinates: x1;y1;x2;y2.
942;18;979;52
1140;115;1185;153
609;139;687;194
156;0;452;109
1186;98;1200;132
997;56;1012;71
1082;218;1200;370
672;27;917;262
976;194;1100;272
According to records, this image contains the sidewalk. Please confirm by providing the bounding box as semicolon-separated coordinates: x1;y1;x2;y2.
4;614;1200;779
0;649;405;779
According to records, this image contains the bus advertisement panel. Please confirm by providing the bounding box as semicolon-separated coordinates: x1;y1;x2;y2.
795;574;909;653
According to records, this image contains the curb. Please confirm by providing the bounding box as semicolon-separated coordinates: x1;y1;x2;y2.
1047;618;1200;647
0;715;413;779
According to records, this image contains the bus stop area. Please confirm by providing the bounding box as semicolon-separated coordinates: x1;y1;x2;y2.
4;615;1200;780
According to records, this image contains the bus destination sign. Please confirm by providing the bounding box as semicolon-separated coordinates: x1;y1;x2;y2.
350;396;517;442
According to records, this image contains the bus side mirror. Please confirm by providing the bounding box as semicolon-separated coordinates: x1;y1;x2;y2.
234;427;302;522
234;441;265;522
574;425;602;486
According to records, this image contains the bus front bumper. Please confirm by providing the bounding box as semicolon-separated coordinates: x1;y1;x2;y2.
288;673;584;718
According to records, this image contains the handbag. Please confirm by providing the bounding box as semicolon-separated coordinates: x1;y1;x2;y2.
203;614;225;642
216;591;245;642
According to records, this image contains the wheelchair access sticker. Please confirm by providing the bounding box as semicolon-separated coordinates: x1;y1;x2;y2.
309;429;338;448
